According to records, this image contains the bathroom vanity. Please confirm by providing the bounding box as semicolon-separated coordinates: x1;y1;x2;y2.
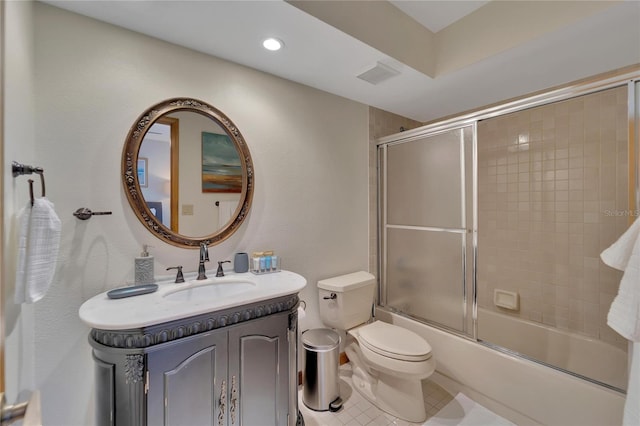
95;97;306;424
80;271;306;426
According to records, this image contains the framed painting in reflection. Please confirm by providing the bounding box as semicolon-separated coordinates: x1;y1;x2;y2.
202;131;242;193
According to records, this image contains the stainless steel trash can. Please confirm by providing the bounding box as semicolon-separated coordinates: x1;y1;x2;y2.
301;328;340;411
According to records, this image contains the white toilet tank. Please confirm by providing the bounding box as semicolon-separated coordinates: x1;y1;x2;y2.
318;271;376;330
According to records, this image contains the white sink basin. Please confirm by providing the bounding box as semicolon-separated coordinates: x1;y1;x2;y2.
79;270;307;330
163;280;256;302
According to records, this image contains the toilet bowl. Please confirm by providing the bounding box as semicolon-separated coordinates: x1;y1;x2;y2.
352;320;434;376
317;271;435;423
346;321;435;422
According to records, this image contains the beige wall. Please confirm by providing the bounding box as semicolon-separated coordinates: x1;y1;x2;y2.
435;1;620;76
477;86;629;349
4;0;37;404
4;3;370;423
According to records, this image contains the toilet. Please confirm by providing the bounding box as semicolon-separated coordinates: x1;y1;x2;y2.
318;271;435;423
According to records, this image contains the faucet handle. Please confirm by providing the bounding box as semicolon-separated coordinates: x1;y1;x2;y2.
216;261;231;277
166;266;185;283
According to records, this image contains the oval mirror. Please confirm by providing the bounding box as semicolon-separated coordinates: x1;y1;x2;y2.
122;98;254;248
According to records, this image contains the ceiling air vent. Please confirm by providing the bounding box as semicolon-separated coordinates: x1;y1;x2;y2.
356;62;400;85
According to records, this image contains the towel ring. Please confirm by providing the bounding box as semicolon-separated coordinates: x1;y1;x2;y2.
37;171;46;198
27;174;45;207
28;180;35;207
13;162;45;206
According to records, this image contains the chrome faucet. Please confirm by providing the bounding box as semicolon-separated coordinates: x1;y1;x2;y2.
197;242;209;280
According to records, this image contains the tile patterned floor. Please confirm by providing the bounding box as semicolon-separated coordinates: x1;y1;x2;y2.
298;364;454;426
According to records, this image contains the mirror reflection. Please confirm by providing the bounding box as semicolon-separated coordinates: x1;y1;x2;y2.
139;112;242;237
122;98;254;248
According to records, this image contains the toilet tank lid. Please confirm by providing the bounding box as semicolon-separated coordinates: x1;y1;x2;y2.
317;271;375;292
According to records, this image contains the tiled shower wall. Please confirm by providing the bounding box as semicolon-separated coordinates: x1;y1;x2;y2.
477;86;630;348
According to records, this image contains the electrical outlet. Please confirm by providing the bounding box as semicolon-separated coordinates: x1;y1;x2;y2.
182;204;194;215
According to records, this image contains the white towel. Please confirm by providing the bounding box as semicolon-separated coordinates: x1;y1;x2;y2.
601;218;640;426
14;203;31;303
14;198;61;304
217;200;236;228
602;217;640;273
602;218;640;341
626;341;640;426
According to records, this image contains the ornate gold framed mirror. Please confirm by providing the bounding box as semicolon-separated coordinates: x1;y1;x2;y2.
122;98;254;248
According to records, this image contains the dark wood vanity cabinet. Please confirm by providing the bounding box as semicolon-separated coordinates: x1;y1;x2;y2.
89;295;300;426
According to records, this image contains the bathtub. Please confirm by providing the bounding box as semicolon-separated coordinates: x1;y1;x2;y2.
477;308;627;391
375;308;625;426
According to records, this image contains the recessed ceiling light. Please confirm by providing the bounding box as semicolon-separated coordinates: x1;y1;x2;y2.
262;37;284;51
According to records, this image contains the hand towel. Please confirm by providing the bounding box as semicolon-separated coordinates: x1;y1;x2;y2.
601;218;640;341
600;218;640;426
14;204;31;303
14;198;62;304
601;217;640;272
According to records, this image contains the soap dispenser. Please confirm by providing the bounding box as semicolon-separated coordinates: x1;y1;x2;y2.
134;245;155;285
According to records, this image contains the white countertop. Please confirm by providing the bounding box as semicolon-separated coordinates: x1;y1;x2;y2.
79;270;307;330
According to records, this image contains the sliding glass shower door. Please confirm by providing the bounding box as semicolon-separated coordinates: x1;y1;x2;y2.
378;126;475;335
376;74;639;391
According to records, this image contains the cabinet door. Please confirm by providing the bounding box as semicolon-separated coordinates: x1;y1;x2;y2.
228;312;290;426
147;330;228;426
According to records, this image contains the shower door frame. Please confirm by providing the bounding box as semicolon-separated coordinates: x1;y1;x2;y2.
377;124;477;338
376;66;640;387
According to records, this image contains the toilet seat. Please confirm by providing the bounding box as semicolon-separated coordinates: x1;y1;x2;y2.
357;321;432;362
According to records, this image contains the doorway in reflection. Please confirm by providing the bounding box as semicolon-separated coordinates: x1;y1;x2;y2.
140;119;174;229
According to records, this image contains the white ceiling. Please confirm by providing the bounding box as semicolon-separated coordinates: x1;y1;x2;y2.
42;0;640;123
